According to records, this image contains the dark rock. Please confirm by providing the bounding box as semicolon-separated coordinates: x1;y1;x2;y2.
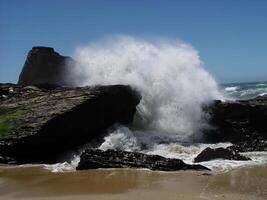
203;96;267;144
18;47;76;86
0;155;17;164
194;147;251;163
77;149;210;171
228;137;267;152
0;83;141;163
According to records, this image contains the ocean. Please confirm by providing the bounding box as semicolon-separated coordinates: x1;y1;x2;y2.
221;81;267;100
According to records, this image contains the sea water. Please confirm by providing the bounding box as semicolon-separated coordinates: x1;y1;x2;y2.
221;82;267;100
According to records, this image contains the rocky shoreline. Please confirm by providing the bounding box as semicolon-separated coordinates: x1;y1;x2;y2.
77;149;210;171
0;83;141;164
0;46;266;171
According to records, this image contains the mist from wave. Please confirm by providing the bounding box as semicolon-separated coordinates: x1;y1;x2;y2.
71;35;222;141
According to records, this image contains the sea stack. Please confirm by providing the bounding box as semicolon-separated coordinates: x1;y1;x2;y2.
18;46;75;86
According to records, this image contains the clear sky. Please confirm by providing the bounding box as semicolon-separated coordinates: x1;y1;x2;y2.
0;0;266;83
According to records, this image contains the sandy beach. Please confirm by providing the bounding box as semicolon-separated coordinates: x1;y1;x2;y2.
0;164;266;200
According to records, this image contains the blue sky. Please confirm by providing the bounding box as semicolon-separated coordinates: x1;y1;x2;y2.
0;0;266;83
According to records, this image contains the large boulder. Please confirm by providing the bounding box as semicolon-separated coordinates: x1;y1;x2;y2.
18;47;75;86
194;147;250;163
228;137;267;152
203;95;267;144
77;149;210;171
0;84;141;163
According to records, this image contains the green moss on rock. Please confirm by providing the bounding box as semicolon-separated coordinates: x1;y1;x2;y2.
0;108;25;138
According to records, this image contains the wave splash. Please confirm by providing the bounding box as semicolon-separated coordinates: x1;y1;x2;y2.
72;35;221;141
42;36;267;172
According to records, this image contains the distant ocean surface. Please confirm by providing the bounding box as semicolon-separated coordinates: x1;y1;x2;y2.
221;81;267;100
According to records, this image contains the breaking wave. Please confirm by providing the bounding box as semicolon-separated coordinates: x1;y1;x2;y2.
71;35;222;140
42;36;267;172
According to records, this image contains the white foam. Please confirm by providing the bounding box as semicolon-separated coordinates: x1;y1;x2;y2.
42;130;267;173
256;83;266;87
200;151;267;172
99;126;139;151
239;88;267;99
141;142;232;164
98;125;267;172
44;154;80;172
259;92;267;96
99;125;192;152
223;88;267;100
225;86;239;92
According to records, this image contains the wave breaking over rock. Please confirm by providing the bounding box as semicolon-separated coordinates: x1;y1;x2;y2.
71;36;222;142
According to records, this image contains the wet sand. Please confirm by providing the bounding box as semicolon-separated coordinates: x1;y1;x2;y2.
0;164;266;200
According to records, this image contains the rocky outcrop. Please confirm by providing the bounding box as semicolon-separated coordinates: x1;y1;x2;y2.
18;47;75;86
3;45;266;169
77;149;210;171
203;95;267;145
194;147;250;163
0;83;141;163
228;137;267;152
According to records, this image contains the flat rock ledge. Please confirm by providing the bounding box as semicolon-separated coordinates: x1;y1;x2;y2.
77;149;210;171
